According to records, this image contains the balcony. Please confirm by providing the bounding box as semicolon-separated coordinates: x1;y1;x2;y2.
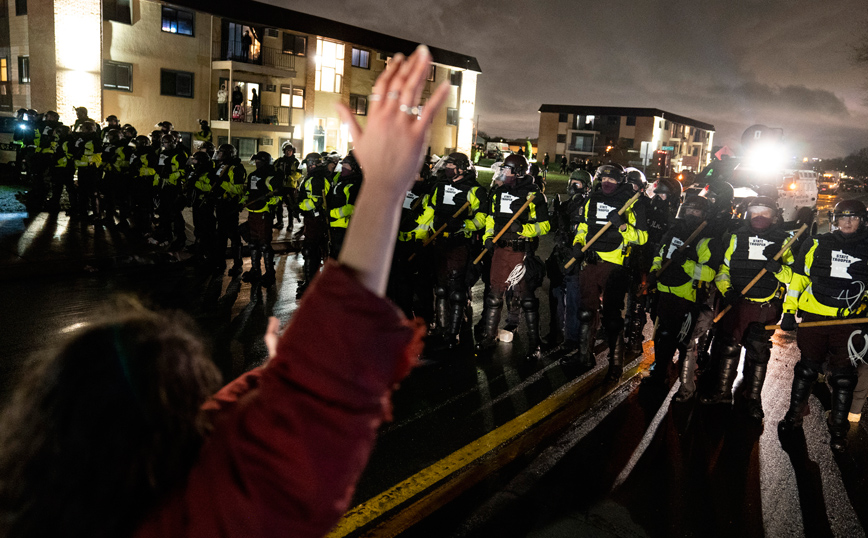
211;104;294;134
212;43;298;78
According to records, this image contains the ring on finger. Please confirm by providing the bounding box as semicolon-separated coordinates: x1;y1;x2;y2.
399;104;419;116
386;91;400;100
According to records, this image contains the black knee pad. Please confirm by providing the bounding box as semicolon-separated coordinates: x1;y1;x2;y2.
434;286;447;299
713;337;740;358
579;309;594;323
794;360;821;381
829;373;858;391
521;297;539;312
449;290;466;304
485;294;503;310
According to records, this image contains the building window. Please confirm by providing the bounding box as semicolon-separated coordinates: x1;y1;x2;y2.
450;70;462;86
104;0;131;24
349;94;367;115
351;48;370;69
315;38;344;93
626;116;636;126
282;33;306;56
280;86;304;109
557;134;566;143
427;65;435;81
558;113;567;123
103;61;132;91
0;59;7;82
17;56;28;84
160;69;193;98
291;87;304;109
623;138;634;148
161;6;194;36
15;0;25;16
446;107;458;126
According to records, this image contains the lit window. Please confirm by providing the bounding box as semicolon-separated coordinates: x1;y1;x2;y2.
1;59;8;82
282;33;306;56
315;38;344;94
446;107;458;126
161;7;194;36
280;86;305;109
17;56;28;84
351;48;370;69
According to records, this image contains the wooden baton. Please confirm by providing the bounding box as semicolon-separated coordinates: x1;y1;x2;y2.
765;317;868;331
637;220;709;294
564;192;641;269
473;193;537;265
713;223;808;324
408;201;471;261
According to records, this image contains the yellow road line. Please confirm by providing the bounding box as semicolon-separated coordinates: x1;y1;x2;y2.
327;341;656;538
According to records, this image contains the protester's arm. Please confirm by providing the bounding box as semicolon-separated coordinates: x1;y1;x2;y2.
336;46;450;296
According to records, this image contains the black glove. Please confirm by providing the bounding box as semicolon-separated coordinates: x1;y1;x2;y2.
670;248;688;266
571;242;584;261
722;290;743;307
646;272;658;290
585;250;600;265
763;243;781;260
780;313;798;331
765;259;782;274
607;210;624;227
509;220;523;233
484;238;495;251
446;216;464;232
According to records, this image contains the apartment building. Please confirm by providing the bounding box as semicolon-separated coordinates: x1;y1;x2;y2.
0;0;481;160
538;105;715;173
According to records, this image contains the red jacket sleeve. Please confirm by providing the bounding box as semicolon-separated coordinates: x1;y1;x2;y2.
135;261;424;538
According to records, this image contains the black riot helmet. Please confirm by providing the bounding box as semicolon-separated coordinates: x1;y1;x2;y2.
340;151;362;176
281;141;296;155
160;133;175;151
832;199;867;225
103;129;121;145
323;151;341;171
703;181;734;214
213;143;236;163
134;135;151;150
594;163;626;184
744;196;779;231
157;120;173;133
625;167;647;193
676;195;711;221
150;130;162;145
502;153;529;176
122;124;137;140
303;152;322;170
200;141;215;155
250;151;273;166
191;150;211;169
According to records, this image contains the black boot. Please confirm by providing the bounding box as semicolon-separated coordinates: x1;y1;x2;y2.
242;248;262;282
699;339;741;405
649;327;677;388
778;360;820;434
523;297;542;362
828;373;857;453
673;348;698;402
741;359;768;421
261;250;276;287
433;289;449;337
475;295;503;352
228;245;244;277
605;330;625;383
445;291;466;349
563;309;596;368
626;295;647;355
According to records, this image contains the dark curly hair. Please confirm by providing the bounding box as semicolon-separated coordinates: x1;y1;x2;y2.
0;309;222;538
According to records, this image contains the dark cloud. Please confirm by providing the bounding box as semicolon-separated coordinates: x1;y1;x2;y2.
273;0;868;156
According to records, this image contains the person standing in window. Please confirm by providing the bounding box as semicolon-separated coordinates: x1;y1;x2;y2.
241;30;252;61
217;83;228;121
251;88;260;124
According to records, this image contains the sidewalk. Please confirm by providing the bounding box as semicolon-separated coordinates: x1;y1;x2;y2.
0;186;298;280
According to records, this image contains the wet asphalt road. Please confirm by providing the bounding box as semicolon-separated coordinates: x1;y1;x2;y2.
1;191;867;537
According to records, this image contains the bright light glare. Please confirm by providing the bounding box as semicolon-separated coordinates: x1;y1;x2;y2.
743;145;786;172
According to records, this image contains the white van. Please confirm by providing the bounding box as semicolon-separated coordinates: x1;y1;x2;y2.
0;114;19;177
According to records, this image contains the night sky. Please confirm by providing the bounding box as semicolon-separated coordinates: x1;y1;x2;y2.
276;0;868;158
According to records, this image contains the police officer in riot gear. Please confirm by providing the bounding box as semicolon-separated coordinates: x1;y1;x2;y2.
418;152;488;349
779;200;868;451
296;152;336;297
700;196;795;420
647;195;721;399
187;150;218;266
213;143;246;276
152;133;188;248
325;152;363;259
273;141;301;230
243;151;284;286
476;153;549;361
571;163;648;379
544;169;591;351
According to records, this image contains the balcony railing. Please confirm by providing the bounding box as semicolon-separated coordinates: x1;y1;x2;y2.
228;104;292;126
215;42;296;71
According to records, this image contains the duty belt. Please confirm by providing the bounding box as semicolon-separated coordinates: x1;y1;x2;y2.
497;238;532;251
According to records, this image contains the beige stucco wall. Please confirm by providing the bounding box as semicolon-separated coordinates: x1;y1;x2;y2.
102;1;210;133
537;112;560;160
8;5;29;109
26;0;53;113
